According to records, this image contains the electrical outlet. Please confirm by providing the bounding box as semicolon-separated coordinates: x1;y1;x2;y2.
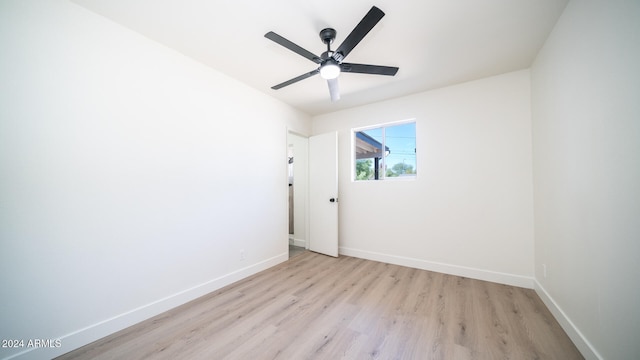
542;264;547;278
240;249;245;261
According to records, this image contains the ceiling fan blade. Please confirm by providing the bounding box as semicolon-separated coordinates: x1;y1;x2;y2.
271;69;320;90
340;63;399;76
265;31;322;64
327;78;340;102
333;6;385;61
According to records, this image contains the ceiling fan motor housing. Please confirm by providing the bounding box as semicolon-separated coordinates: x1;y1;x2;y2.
320;28;344;63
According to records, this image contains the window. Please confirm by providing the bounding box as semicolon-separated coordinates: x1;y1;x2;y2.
354;121;416;180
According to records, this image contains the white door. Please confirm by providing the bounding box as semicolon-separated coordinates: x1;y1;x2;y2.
308;131;339;257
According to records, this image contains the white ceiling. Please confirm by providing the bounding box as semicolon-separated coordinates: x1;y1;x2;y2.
72;0;568;116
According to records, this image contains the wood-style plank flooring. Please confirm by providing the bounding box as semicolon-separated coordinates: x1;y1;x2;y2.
57;252;582;359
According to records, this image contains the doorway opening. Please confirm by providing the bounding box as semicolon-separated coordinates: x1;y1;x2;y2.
287;132;308;258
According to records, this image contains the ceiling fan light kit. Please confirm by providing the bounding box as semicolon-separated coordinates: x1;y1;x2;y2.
265;6;399;102
320;60;340;80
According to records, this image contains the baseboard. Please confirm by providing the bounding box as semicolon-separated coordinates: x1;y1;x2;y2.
534;280;602;360
339;247;534;289
6;252;288;360
291;238;306;248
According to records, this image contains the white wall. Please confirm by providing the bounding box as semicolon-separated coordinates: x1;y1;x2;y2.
0;1;310;359
312;70;534;287
531;0;640;359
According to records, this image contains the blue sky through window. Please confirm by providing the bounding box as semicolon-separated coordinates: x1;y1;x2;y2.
360;122;416;177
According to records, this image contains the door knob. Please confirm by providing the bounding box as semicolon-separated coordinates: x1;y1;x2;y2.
329;198;336;203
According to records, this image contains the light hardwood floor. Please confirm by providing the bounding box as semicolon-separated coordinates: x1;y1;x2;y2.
57;252;582;359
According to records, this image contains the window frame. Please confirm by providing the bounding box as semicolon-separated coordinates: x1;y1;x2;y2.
352;119;417;182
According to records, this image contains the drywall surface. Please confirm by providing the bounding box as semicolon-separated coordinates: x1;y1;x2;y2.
312;70;534;287
531;0;640;359
0;1;310;358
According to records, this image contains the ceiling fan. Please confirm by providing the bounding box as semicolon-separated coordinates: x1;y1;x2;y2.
265;6;399;102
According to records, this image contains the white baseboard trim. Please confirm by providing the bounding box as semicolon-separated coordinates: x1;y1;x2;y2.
534;280;602;360
339;247;534;289
7;252;288;360
291;238;307;248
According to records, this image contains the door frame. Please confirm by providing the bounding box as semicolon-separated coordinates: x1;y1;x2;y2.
286;130;310;250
